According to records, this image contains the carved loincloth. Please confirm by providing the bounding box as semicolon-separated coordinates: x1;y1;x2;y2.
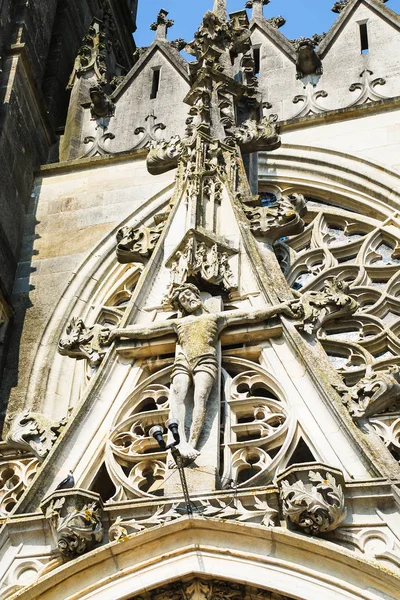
171;353;218;379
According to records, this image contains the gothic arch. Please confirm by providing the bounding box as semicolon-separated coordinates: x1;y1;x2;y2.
11;519;399;600
259;143;400;219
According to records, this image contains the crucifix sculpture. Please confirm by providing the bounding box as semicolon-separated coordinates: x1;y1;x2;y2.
103;284;302;460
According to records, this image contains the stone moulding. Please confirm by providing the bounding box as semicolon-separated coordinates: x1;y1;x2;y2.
41;489;104;558
277;463;346;536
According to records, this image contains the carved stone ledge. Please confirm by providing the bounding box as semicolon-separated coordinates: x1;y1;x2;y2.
244;193;307;244
58;318;110;366
277;463;346;536
335;366;400;418
109;492;279;541
6;411;67;459
41;489;103;558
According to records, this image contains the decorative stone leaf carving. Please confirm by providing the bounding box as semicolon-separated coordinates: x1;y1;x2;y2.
109;504;181;541
6;411;67;459
147;136;184;175
83;123;115;157
292;83;329;118
130;111;167;150
370;413;400;464
336;366;400;418
278;467;346;535
116;216;166;264
233;115;280;154
296;277;359;334
244;193;307;243
58;317;110;366
199;495;278;527
42;491;103;558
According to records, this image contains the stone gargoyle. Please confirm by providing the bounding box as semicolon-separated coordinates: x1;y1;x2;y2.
89;85;115;119
116;217;166;264
293;36;324;80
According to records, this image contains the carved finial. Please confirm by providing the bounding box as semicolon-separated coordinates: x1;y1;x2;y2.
150;9;174;40
213;0;227;20
245;0;270;20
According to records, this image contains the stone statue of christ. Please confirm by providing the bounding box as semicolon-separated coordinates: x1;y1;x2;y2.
104;284;301;461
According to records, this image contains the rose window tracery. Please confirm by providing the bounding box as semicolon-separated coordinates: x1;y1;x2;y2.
274;196;400;465
105;360;293;500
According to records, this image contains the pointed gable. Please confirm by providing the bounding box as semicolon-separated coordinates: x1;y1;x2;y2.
107;41;190;153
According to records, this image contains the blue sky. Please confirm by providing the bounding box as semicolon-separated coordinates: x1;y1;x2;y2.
135;0;400;47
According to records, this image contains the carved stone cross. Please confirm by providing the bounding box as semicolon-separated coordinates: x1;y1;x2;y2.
245;0;270;20
213;0;227;20
150;9;174;40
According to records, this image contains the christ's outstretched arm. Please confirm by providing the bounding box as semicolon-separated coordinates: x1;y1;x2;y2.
105;319;177;343
217;299;303;331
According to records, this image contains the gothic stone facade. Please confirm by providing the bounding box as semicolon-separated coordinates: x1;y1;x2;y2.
1;1;400;599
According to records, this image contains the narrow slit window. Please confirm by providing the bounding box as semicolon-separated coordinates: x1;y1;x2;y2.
150;68;161;99
359;22;369;54
253;47;260;76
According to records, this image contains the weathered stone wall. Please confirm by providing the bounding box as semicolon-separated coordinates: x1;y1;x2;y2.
254;1;400;121
1;154;174;420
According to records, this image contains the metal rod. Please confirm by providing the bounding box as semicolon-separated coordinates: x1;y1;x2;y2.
171;446;193;516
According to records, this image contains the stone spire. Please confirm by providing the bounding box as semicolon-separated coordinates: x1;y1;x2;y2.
245;0;270;20
213;0;227;20
150;8;174;40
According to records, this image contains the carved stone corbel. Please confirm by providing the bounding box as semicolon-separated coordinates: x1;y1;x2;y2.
296;277;359;334
58;318;110;366
41;490;103;558
336;366;400;418
277;463;346;536
244;193;307;243
6;411;68;459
